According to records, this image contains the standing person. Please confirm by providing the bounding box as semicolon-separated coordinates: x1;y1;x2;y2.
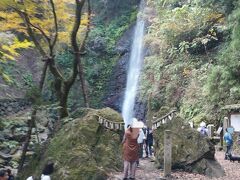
145;127;154;157
147;129;154;157
197;122;208;136
224;128;233;159
6;169;14;180
0;170;8;180
136;128;146;167
144;127;149;158
41;162;54;180
122;124;139;180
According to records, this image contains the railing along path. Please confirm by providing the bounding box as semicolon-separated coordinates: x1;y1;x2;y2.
96;115;125;130
152;109;177;130
95;109;177;131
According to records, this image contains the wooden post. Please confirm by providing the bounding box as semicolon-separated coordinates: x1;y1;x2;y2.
164;130;172;177
220;127;223;150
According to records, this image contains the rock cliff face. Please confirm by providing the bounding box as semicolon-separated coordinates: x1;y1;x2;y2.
0;98;30;116
92;0;140;20
103;25;134;112
19;108;124;180
154;116;225;178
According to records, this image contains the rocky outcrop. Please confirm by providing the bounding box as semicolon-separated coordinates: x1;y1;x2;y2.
154;116;225;178
0;98;30;116
0;48;43;99
19;108;124;180
0;116;26;169
103;24;135;112
0;111;51;170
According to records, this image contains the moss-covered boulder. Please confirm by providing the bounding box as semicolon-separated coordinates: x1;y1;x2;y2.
154;115;224;177
20;108;123;180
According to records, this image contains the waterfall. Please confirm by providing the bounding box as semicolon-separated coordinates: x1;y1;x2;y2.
122;1;145;129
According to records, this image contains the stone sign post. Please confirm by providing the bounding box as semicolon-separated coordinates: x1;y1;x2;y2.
164;130;172;177
223;117;230;134
207;124;214;138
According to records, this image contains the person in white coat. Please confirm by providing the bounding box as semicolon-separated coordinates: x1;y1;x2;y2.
137;128;146;167
26;176;34;180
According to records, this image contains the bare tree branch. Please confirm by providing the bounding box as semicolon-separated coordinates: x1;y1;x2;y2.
27;20;51;48
14;8;47;57
49;0;58;50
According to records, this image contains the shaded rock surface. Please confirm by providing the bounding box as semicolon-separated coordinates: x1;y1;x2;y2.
0;98;30;116
103;24;135;112
19;108;124;180
154;116;224;177
0;48;43;99
0;110;51;170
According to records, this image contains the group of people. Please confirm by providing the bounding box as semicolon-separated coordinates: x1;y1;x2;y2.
197;121;236;160
0;169;14;180
0;162;54;180
122;121;154;180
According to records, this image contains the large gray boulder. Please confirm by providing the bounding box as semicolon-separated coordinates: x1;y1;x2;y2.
154;116;224;178
19;108;124;180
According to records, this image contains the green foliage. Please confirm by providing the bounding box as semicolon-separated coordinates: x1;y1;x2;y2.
149;5;215;45
81;10;137;107
22;73;33;87
55;50;74;78
3;141;19;149
193;0;236;14
142;0;239;125
0;119;4;130
179;41;190;53
25;86;43;105
204;2;240;105
19;109;123;180
90;11;137;52
0;36;33;83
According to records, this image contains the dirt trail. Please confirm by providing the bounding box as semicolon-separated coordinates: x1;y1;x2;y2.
108;151;240;180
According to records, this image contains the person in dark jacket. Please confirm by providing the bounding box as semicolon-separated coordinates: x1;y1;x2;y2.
145;127;153;157
6;169;14;180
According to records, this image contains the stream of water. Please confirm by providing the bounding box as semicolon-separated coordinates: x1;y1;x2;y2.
121;1;145;128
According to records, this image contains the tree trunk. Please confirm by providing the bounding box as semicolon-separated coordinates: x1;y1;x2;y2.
70;0;89;107
59;94;69;118
17;0;88;171
59;82;72;118
78;62;89;107
39;61;48;90
78;0;91;108
18;109;36;172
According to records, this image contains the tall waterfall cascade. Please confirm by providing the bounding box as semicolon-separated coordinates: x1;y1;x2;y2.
121;1;145;129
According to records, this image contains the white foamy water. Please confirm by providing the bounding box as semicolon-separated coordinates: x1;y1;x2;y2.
122;1;145;129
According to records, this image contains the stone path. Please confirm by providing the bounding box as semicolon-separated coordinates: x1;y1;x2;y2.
108;151;240;180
